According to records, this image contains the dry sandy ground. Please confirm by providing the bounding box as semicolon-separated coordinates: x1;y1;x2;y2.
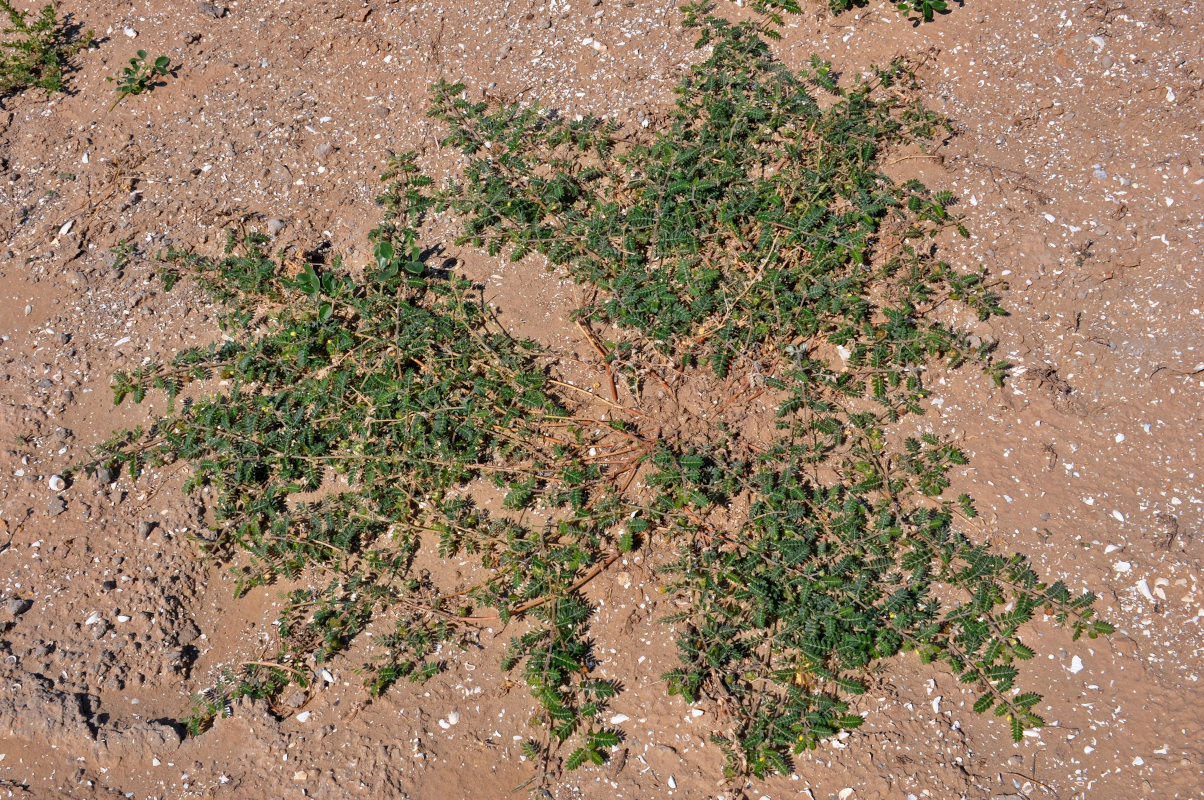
1;0;1202;798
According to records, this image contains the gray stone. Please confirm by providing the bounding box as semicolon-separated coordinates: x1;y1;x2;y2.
267;218;287;236
5;598;32;616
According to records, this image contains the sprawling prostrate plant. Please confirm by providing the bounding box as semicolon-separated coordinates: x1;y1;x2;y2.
416;5;1111;778
1;0;92;98
91;6;1109;791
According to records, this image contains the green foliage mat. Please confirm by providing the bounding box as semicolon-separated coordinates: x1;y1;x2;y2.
89;7;1110;790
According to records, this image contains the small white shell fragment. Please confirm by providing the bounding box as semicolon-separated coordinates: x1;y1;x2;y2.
1114;433;1125;443
1133;756;1145;766
1111;509;1125;522
609;713;629;724
438;719;450;729
85;612;101;626
446;711;460;725
1113;561;1132;573
1104;544;1120;554
58;220;74;236
931;696;941;714
667;775;677;789
1135;580;1156;603
117;615;131;623
151;756;161;766
690;708;703;717
48;475;66;491
1068;655;1084;674
320;668;334;683
838;789;856;800
123;26;137;37
295;711;311;722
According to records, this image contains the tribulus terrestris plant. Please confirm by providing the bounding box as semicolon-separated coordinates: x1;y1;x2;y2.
0;0;92;98
88;5;1110;791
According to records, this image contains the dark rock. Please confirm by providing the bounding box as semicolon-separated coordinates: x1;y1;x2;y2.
6;598;33;616
49;497;67;516
197;2;226;18
176;620;201;645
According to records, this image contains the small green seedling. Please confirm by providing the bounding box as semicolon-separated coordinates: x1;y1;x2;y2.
898;0;948;23
107;49;170;110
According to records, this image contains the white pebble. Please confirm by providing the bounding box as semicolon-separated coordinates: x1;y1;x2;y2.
123;27;137;37
295;711;311;722
446;711;460;725
58;220;73;236
117;615;131;623
1133;756;1145;766
1068;655;1084;674
1114;433;1125;443
609;713;629;724
1113;561;1132;573
1111;509;1125;522
839;789;856;800
668;775;677;789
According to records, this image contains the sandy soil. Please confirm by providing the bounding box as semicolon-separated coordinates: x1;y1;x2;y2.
1;0;1202;798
